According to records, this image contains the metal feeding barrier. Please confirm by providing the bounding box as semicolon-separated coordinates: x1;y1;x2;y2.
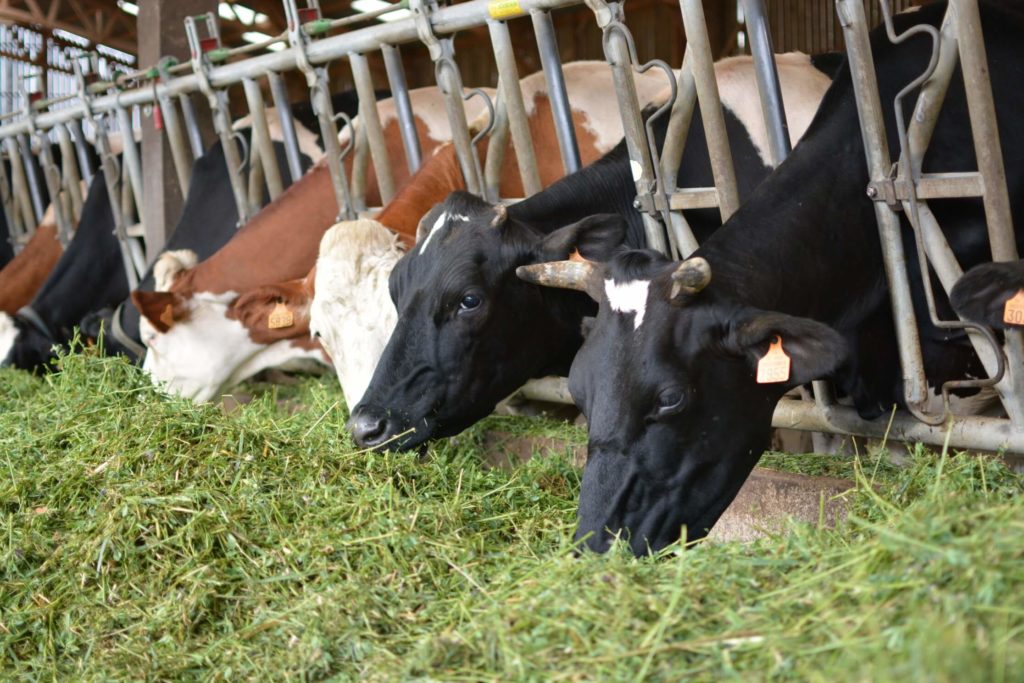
0;0;1020;454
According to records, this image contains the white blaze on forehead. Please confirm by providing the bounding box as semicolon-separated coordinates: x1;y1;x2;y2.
0;312;19;362
603;279;651;331
418;212;469;253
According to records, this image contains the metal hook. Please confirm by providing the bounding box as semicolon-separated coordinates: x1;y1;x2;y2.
333;111;356;161
232;130;250;175
464;87;496;146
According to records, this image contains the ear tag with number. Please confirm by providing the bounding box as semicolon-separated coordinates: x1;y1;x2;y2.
268;302;294;330
756;336;791;384
1003;290;1024;326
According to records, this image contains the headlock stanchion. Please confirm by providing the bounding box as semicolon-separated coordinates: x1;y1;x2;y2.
0;0;1020;454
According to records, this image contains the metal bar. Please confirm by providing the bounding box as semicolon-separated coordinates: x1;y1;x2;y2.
113;103;145;219
836;0;929;412
266;70;305;184
679;0;740;220
177;93;206;158
247;146;265;213
0;0;589;141
54;124;84;220
381;43;422;174
488;19;542;196
351;121;370;211
241;77;285;201
436;49;483;195
0;149;18;247
531;10;581;174
667;187;724;210
17;134;45;222
34;133;72;246
154;84;195;197
349;52;396;204
773;398;1024;454
740;0;791;166
483;86;510;202
67;118;94;185
7;137;36;231
659;48;700;256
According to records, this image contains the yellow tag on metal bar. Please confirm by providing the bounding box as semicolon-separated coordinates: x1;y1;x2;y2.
756;336;791;384
488;0;524;20
1004;290;1024;326
268;302;294;330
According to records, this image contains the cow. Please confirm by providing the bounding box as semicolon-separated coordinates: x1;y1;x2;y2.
0;204;64;315
348;52;833;450
514;0;1024;555
0;202;11;270
129;87;492;402
0;111;316;370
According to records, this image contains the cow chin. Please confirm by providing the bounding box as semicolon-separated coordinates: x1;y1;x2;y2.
573;446;745;557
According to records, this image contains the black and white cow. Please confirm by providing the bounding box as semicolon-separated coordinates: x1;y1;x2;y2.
0;202;12;270
517;0;1024;554
349;53;834;449
0;120;312;370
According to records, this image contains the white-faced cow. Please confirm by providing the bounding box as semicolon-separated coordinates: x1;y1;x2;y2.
349;52;833;450
130;87;487;402
515;0;1024;555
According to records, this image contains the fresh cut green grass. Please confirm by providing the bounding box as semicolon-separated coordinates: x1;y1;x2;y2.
1;347;1022;681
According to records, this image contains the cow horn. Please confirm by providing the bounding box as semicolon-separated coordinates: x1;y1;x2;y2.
491;203;507;227
670;257;711;299
516;260;595;292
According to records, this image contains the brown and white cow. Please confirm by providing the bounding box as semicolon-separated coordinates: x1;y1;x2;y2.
132;87;494;402
0;204;62;315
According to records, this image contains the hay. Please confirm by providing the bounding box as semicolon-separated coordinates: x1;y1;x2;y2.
1;345;1022;680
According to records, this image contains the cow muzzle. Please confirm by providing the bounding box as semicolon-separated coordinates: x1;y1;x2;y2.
349;404;404;449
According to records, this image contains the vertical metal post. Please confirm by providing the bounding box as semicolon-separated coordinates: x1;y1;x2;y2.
17;134;45;222
154;82;195;197
34;132;73;246
836;0;929;412
113;103;146;219
488;18;542;196
0;148;18;246
349;52;396;204
266;70;306;184
659;48;700;256
586;0;668;254
530;10;581;174
67;118;94;185
678;0;740;220
178;93;206;159
740;0;791;165
54;124;84;220
241;77;284;200
381;44;422;174
6;136;36;232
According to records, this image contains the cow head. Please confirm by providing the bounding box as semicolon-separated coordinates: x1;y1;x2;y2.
132;251;328;402
519;250;847;555
310;220;404;409
950;260;1024;330
349;191;627;450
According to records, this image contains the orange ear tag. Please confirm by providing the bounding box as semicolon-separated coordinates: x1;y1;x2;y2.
756;336;791;384
159;303;174;329
1003;290;1024;326
268;302;295;330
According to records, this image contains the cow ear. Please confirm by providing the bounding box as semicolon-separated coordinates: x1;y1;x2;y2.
414;204;448;246
724;309;848;386
533;214;627;263
229;280;309;340
132;291;187;333
951;261;1024;329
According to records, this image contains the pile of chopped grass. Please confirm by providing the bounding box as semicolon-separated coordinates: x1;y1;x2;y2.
1;347;1022;680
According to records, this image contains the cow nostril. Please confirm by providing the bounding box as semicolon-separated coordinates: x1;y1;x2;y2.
349;408;391;448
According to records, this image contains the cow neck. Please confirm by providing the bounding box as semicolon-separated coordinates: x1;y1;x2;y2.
376;143;467;247
177;162;339;295
696;92;884;327
0;222;62;314
31;178;125;336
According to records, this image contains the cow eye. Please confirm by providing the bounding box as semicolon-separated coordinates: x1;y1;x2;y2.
459;293;482;312
655;387;686;415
